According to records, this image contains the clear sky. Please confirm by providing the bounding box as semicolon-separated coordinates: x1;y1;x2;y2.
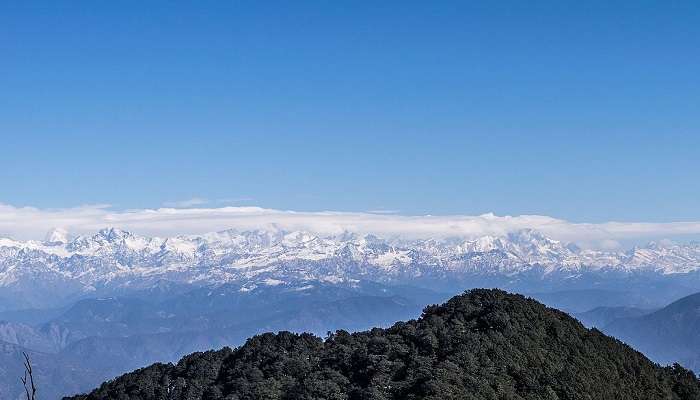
1;1;698;223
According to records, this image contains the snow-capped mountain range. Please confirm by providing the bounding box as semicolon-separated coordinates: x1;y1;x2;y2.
3;229;699;398
1;227;699;293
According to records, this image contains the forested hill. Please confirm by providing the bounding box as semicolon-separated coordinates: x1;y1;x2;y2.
65;289;700;400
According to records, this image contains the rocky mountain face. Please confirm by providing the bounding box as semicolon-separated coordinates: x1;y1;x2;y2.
1;228;699;310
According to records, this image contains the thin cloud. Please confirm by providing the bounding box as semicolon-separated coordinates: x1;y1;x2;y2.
162;197;254;208
214;197;254;204
366;209;401;215
0;203;699;248
162;198;210;208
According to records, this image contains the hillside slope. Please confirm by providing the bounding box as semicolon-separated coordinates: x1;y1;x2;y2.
606;292;700;372
575;305;653;328
65;289;700;400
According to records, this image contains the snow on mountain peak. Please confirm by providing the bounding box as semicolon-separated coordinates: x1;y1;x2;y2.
1;228;699;292
96;227;133;241
45;228;70;244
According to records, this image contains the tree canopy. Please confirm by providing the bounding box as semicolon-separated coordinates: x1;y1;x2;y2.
65;289;700;400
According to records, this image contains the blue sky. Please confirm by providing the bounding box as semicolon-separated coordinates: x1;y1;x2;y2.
1;1;699;223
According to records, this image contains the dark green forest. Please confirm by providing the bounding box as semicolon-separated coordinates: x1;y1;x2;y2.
65;289;700;400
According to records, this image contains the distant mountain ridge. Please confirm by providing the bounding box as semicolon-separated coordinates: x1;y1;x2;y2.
1;228;699;309
575;305;654;328
604;292;700;373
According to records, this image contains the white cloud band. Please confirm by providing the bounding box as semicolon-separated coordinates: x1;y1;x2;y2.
1;203;699;248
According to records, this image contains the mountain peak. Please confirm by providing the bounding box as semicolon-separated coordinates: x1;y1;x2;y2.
45;227;70;244
3;228;700;293
96;227;133;241
507;228;553;244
